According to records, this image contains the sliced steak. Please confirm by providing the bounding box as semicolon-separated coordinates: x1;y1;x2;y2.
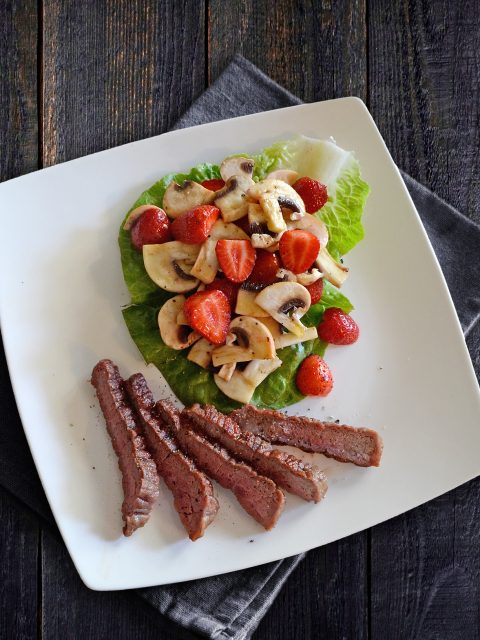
184;404;327;503
231;405;383;467
156;401;285;530
91;359;159;536
125;374;218;541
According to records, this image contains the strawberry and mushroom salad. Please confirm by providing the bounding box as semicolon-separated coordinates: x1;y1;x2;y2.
119;136;370;412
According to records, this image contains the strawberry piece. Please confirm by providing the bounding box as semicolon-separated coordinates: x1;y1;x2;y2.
296;355;333;396
205;278;239;310
170;205;220;245
130;207;171;251
184;290;230;345
317;308;360;345
215;239;256;283
292;177;328;213
201;179;225;192
246;250;280;287
306;278;324;305
279;230;320;274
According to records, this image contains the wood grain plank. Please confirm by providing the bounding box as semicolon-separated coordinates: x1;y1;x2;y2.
0;489;39;640
208;0;367;101
368;0;480;223
0;0;38;180
42;0;206;166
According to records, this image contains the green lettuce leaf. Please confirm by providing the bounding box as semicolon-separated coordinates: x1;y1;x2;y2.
119;137;368;411
256;136;370;259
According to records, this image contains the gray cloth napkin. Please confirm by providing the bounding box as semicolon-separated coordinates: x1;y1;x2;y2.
0;55;479;640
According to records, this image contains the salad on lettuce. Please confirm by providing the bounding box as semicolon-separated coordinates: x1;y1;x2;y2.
119;136;369;413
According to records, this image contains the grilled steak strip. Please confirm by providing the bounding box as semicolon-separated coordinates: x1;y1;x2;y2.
156;400;285;530
125;374;219;541
184;404;328;503
91;360;159;536
231;405;383;467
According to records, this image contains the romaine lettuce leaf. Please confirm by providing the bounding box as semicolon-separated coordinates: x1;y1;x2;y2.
119;138;368;411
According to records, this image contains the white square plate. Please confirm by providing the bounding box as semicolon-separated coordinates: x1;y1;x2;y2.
1;99;479;590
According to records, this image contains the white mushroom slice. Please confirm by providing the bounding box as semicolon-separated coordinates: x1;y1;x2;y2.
190;221;248;284
242;357;282;387
247;179;305;232
187;338;215;369
276;268;297;282
235;289;270;318
266;169;299;185
274;325;318;350
220;157;254;181
315;246;349;288
217;362;236;382
251;233;279;251
176;307;189;325
162;180;215;218
143;241;200;292
212;316;276;366
123;204;161;231
214;174;255;222
214;371;255;404
158;296;200;350
257;316;282;339
290;213;329;248
255;281;311;337
296;269;323;286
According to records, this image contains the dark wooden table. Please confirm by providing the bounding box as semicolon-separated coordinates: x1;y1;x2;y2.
1;1;479;638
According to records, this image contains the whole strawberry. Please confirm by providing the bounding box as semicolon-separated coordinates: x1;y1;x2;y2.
317;308;359;345
296;355;333;396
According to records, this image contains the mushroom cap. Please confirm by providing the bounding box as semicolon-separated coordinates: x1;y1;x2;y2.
255;281;311;336
211;315;276;366
143;241;200;292
214;371;255;404
247;179;305;233
266;169;299;185
162;180;215;218
158;295;200;350
214;174;255;222
187;338;215;369
220;156;254;181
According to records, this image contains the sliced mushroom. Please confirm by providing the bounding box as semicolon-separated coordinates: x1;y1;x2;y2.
257;316;282;339
235;289;270;317
212;316;276;366
276;268;297;282
217;362;236;382
251;233;279;251
143;241;200;292
190;221;248;284
274;325;318;350
255;281;311;336
220;157;254;181
290;214;329;248
187;338;215;369
214;174;255;222
158;296;200;350
247;179;305;232
176;307;188;325
242;357;282;387
266;169;299;185
162;180;215;219
296;269;323;286
315;246;349;288
123;204;161;231
214;371;255;404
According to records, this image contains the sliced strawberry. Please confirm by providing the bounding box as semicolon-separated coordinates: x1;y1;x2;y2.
317;308;359;345
205;278;239;310
296;355;333;396
279;230;320;274
170;205;220;244
184;290;230;345
246;250;280;287
292;177;328;213
306;277;324;305
130;207;171;251
215;239;256;283
201;179;225;192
